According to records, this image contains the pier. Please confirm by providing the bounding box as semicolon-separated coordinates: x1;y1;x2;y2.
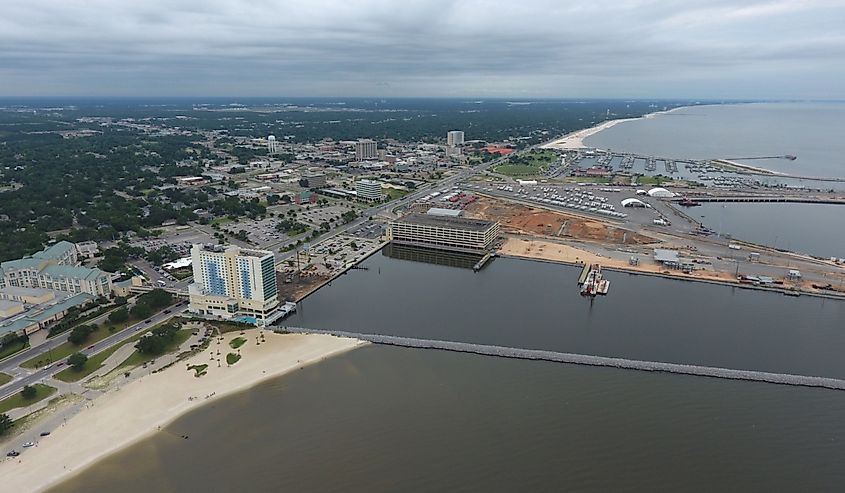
675;196;845;205
279;328;845;391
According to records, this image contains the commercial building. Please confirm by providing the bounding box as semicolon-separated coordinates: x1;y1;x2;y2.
388;213;500;253
356;179;385;202
355;139;378;161
0;241;112;297
303;173;328;188
188;244;281;325
447;130;465;147
0;287;94;337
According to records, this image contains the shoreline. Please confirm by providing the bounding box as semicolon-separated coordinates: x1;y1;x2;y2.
541;106;685;150
497;237;845;301
0;331;366;493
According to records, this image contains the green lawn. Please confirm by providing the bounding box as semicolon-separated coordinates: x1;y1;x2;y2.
55;321;190;382
188;364;208;377
229;337;247;349
493;150;558;177
384;188;410;201
493;164;545;176
118;329;193;370
633;175;668;186
21;324;123;370
0;340;29;361
0;384;57;414
0;372;12;386
211;217;234;226
226;353;241;365
54;343;123;383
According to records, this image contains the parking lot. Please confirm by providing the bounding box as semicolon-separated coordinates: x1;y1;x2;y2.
462;182;695;232
129;228;216;257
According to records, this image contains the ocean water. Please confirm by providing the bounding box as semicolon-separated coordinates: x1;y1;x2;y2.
54;345;845;493
694;202;845;258
584;102;845;178
288;253;845;379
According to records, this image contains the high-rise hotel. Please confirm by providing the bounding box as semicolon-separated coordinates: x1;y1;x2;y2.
188;244;281;325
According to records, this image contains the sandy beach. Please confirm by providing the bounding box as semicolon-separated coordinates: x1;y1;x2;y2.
541;107;683;150
0;331;366;493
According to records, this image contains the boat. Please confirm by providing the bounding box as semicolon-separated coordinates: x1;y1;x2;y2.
678;198;701;207
579;264;610;297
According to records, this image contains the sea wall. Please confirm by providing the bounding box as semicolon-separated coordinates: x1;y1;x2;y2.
280;327;845;391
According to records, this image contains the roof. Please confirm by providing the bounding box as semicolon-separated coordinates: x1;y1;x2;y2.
647;187;675;198
0;299;22;311
0;286;56;298
33;241;76;261
0;292;93;336
396;213;497;232
40;264;106;281
620;198;647;207
427;208;463;217
654;249;680;263
1;258;48;271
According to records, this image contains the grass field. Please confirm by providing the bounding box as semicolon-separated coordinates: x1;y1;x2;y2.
385;188;410;201
229;337;247;349
117;329;193;370
21;324;121;370
493;150;558;177
226;353;241;365
53;339;136;383
0;340;29;361
0;372;12;386
0;384;57;414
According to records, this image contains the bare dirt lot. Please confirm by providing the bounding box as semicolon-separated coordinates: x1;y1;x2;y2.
464;196;656;245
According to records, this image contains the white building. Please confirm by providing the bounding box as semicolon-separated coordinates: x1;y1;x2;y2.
388;213;499;253
0;241;112;297
188;244;281;325
447;130;465;147
356;179;385;202
267;135;279;155
355;139;378;161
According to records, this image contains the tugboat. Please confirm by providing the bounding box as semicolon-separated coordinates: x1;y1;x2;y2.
678;197;701;207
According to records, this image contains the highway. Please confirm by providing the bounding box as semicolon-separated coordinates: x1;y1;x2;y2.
0;304;187;401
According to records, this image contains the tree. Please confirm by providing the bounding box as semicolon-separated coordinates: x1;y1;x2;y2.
68;352;88;370
0;413;12;435
130;303;153;320
108;307;129;324
21;385;36;399
68;324;95;345
135;323;179;355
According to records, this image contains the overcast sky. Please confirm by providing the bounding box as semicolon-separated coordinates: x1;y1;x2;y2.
2;0;844;99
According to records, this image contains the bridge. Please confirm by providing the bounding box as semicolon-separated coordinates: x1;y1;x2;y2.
279;327;845;391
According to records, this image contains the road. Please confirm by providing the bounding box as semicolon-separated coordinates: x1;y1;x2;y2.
0;304;187;401
271;154;513;267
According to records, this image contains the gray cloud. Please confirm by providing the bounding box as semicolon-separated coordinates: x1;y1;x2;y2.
1;0;844;98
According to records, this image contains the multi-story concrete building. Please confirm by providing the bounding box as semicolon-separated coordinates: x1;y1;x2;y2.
0;241;112;297
388;213;500;253
356;179;385;202
355;139;378;161
188;244;281;325
303;173;327;188
447;130;465;147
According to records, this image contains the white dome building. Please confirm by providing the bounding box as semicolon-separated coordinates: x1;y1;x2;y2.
647;187;675;198
621;198;649;208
